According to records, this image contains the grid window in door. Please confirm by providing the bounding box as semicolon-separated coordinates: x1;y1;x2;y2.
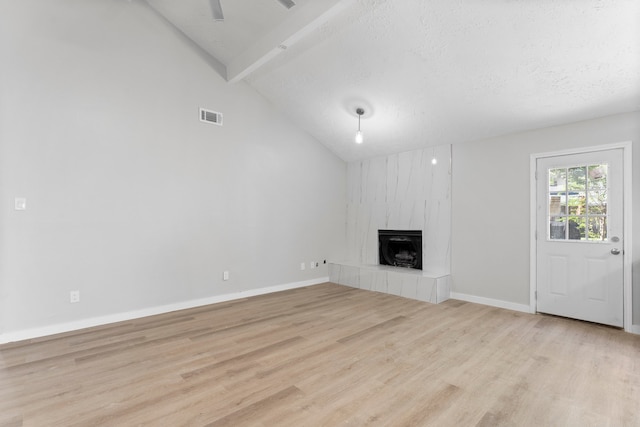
548;164;608;241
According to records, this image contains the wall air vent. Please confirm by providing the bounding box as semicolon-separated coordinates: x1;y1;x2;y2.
277;0;296;9
199;108;223;126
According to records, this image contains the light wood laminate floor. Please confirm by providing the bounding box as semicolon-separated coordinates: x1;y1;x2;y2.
1;283;639;426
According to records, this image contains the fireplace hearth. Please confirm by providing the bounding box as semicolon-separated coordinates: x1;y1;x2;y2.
378;230;422;270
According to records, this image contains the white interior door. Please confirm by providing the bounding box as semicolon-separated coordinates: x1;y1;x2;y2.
536;149;624;327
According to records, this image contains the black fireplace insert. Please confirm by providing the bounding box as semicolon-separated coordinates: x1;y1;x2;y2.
378;229;422;270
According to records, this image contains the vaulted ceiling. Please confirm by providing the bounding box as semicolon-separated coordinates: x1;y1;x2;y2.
147;0;640;162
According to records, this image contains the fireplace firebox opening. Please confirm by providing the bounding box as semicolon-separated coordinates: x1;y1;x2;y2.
378;230;422;270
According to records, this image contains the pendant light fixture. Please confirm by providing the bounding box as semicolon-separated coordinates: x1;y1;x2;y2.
355;108;364;144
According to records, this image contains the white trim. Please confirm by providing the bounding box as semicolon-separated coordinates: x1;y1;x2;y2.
0;277;328;345
622;142;633;333
450;292;531;313
530;141;635;334
529;154;538;315
531;141;632;159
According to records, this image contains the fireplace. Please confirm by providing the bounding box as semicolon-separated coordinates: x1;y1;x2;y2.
378;230;422;270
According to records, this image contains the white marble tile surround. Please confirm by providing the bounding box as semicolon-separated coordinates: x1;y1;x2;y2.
329;263;450;304
335;145;452;303
346;145;451;274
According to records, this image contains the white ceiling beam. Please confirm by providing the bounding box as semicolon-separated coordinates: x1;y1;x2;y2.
226;0;353;83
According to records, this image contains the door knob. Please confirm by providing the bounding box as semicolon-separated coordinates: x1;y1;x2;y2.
611;248;621;255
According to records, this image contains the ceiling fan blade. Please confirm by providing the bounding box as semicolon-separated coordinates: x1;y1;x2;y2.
276;0;296;9
209;0;224;21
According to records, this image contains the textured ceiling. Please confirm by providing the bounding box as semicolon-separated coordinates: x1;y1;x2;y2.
148;0;640;162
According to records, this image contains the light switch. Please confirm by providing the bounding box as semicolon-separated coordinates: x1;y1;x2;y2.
14;197;26;210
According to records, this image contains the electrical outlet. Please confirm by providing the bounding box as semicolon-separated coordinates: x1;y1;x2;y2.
310;261;315;269
70;290;80;303
223;271;229;281
315;262;320;268
300;262;306;271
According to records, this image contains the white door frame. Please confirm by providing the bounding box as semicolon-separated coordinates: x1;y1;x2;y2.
530;141;634;333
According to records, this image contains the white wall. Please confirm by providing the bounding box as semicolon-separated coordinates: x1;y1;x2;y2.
452;111;640;325
0;0;346;338
345;145;451;275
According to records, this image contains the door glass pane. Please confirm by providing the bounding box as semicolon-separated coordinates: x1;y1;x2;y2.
567;216;585;240
588;190;607;214
549;168;566;192
567;166;586;191
588;217;607;241
567;193;585;215
550;219;566;240
549;195;562;217
588;164;607;189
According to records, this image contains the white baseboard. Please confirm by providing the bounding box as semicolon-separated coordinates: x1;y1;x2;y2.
451;292;640;335
0;277;328;345
450;292;532;314
627;324;640;335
